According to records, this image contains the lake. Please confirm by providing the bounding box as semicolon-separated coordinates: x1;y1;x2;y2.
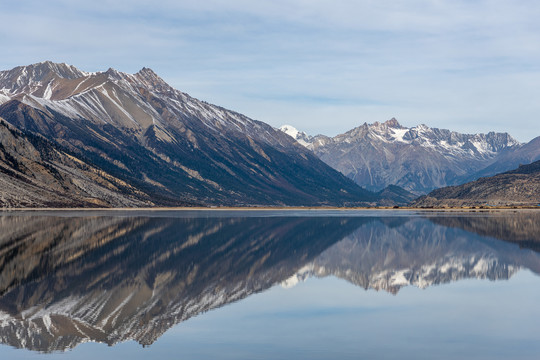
0;209;539;359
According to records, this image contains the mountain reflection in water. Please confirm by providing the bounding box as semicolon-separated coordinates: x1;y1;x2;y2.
0;211;538;353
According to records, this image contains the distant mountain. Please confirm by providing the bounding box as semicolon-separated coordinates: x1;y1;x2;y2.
0;61;377;207
464;136;540;181
411;160;540;207
376;185;417;206
280;119;527;194
279;124;312;148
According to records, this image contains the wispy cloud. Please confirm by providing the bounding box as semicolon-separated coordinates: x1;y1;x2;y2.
1;0;539;140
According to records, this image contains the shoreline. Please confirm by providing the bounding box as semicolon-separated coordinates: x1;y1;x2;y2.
1;206;538;212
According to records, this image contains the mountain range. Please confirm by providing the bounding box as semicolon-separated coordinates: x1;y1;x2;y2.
0;61;376;207
0;61;538;207
280;119;540;194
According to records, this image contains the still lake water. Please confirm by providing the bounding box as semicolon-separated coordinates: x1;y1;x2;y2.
0;209;539;359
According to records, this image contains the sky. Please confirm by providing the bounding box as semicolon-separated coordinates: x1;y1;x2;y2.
1;0;539;142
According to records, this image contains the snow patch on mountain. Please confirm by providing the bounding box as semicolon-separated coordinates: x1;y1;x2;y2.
278;125;313;148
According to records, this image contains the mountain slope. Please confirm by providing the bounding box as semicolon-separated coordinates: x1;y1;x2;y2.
0;119;149;207
0;62;376;207
411;160;540;207
280;119;522;194
375;185;417;206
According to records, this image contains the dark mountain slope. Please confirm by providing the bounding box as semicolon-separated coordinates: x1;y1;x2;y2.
0;118;150;208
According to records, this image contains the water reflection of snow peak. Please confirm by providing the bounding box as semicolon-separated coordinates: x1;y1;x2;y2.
0;211;538;353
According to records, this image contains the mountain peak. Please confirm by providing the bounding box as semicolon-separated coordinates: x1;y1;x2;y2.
279;124;301;137
22;61;87;80
0;61;88;99
279;124;313;147
134;67;171;91
105;67;124;80
370;118;402;130
0;61;85;81
137;67;158;76
384;117;401;128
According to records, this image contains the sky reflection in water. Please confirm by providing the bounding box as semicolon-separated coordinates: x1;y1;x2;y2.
0;210;539;359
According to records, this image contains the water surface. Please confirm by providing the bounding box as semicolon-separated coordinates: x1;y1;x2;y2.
0;210;539;359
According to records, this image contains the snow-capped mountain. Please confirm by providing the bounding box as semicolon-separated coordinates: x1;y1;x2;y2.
280;118;528;194
0;61;377;207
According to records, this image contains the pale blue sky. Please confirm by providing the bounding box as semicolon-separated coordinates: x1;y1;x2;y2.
1;0;539;141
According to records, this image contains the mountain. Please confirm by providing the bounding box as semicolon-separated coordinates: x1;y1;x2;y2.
411;160;540;207
280;119;524;194
0;61;377;207
280;123;416;205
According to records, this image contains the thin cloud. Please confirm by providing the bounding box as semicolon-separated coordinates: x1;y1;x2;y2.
1;1;539;141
